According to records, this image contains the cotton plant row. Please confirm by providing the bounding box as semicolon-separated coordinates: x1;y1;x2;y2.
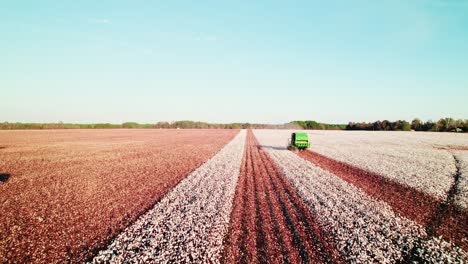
254;130;466;263
93;130;246;263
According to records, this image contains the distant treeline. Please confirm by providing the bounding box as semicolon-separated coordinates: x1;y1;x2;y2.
292;120;346;130
0;121;270;130
346;118;468;132
268;118;467;132
151;121;271;129
1;118;466;132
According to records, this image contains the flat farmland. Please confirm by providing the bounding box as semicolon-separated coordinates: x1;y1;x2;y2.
0;129;238;262
1;129;467;263
306;130;468;206
254;130;467;262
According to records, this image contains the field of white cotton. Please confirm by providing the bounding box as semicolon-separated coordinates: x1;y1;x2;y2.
301;130;466;205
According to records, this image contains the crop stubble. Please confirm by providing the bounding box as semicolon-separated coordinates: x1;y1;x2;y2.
0;129;238;263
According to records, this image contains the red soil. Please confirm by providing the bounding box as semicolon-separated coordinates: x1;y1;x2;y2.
298;150;467;250
222;131;342;263
0;129;238;263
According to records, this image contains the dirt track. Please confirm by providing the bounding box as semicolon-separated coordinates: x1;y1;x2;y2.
222;131;342;263
298;150;468;250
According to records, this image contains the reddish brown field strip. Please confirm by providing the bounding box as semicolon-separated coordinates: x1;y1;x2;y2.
0;129;238;263
298;150;468;250
222;131;342;263
434;146;468;151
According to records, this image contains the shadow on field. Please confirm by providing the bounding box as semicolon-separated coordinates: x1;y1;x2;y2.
0;173;11;183
261;145;288;150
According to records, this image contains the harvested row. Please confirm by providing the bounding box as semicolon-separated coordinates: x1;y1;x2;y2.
297;150;468;250
222;130;341;263
0;129;238;263
93;130;246;262
254;130;466;263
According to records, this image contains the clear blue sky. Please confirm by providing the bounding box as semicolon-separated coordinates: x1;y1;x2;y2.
1;0;467;124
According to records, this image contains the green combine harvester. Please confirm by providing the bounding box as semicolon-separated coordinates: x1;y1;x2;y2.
287;132;311;150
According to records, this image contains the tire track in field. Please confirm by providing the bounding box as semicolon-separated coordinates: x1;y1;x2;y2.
222;131;342;263
426;154;466;248
297;150;467;250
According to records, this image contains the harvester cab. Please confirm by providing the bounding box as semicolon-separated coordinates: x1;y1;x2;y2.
287;132;311;151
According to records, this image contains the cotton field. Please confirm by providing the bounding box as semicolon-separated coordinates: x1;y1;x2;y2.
254;130;467;262
1;129;466;263
307;130;468;203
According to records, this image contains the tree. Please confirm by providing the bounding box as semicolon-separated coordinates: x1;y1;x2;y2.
381;120;390;131
401;121;411;131
411;118;422;131
445;117;456;131
423;120;436;131
455;119;463;129
346;122;355;130
436;118;447;132
372;120;383;131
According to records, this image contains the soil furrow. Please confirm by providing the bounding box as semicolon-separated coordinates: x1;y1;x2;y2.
260;150;315;262
252;140;300;263
243;140;258;262
298;150;468;250
223;130;341;263
251;142;280;263
259;141;343;263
